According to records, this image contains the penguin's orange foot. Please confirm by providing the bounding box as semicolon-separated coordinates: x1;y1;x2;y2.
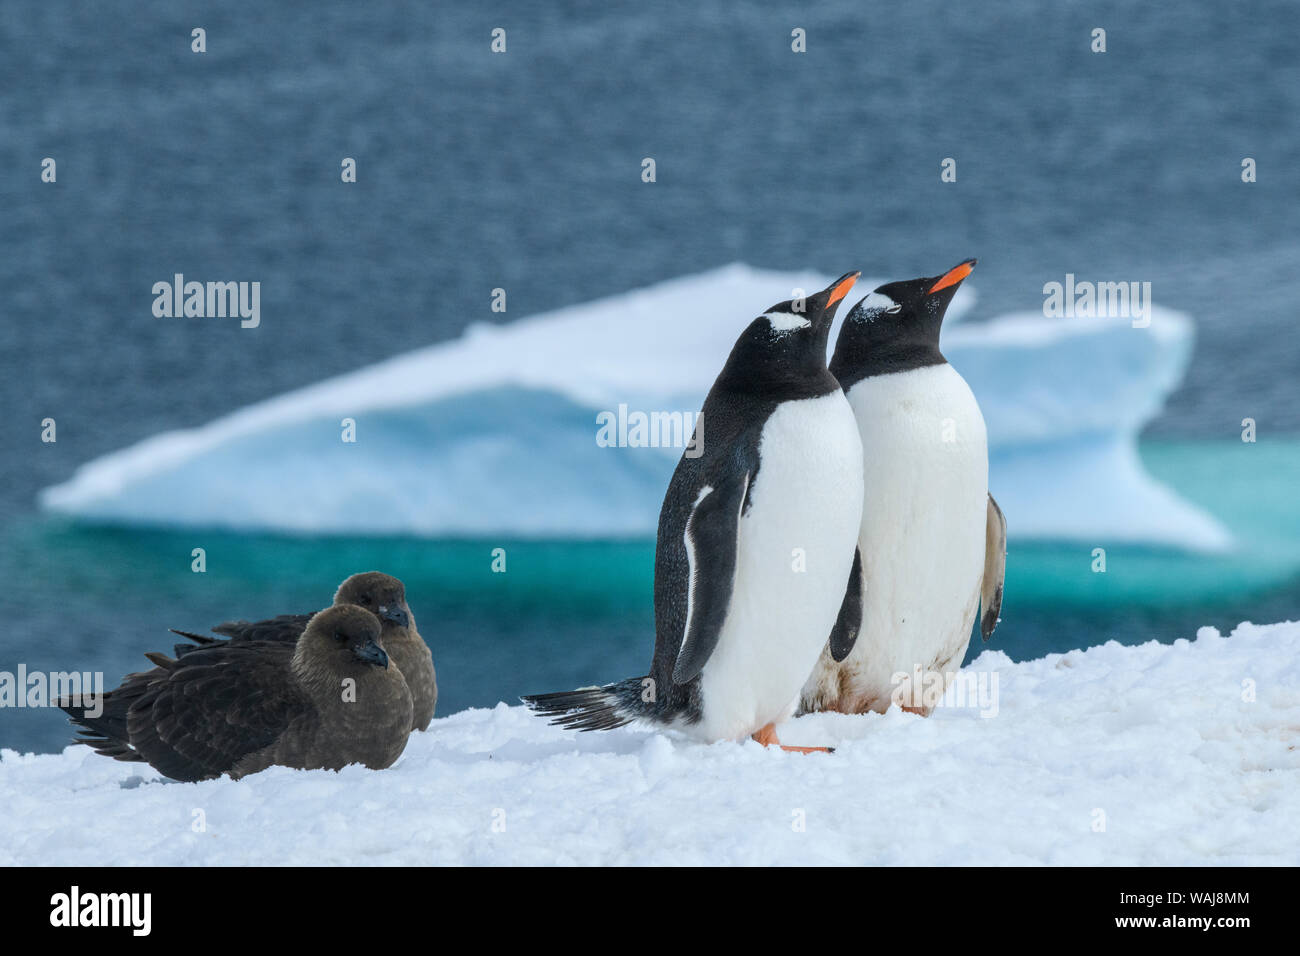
750;723;834;754
751;723;780;746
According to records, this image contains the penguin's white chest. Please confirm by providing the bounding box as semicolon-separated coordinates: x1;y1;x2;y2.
693;391;864;741
803;363;988;714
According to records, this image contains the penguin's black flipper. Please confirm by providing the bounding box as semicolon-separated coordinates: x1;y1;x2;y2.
670;468;752;685
980;494;1007;640
828;547;863;662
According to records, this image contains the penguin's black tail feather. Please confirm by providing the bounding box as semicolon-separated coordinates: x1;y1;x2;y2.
521;678;649;732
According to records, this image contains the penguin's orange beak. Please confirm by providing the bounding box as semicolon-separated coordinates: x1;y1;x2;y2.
826;272;860;309
928;259;977;295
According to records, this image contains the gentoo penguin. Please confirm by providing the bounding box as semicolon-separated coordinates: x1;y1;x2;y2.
170;571;438;731
60;605;413;781
524;273;866;751
800;259;1007;716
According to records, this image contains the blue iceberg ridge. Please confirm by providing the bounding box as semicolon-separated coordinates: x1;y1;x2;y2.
39;265;1230;551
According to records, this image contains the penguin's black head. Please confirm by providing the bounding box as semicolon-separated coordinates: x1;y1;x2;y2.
830;259;976;387
717;272;859;396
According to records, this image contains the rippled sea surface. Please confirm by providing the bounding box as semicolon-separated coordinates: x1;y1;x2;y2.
1;2;1297;752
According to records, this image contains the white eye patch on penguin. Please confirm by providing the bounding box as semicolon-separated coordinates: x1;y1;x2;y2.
855;291;901;318
761;310;813;332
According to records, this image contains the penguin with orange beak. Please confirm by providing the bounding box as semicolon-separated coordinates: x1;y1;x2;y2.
526;273;866;751
801;260;1007;717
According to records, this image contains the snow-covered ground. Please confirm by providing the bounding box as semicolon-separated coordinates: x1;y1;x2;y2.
4;621;1295;866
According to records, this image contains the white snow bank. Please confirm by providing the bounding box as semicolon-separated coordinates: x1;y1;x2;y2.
39;264;1230;550
3;621;1295;865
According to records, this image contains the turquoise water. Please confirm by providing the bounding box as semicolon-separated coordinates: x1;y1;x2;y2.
1013;440;1300;605
2;438;1297;755
4;0;1299;756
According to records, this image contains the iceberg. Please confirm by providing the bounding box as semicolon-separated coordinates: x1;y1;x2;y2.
39;265;1231;550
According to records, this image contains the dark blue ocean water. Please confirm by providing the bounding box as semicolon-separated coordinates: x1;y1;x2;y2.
1;2;1298;753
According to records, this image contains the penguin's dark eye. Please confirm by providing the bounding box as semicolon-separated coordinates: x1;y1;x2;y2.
885;303;902;314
